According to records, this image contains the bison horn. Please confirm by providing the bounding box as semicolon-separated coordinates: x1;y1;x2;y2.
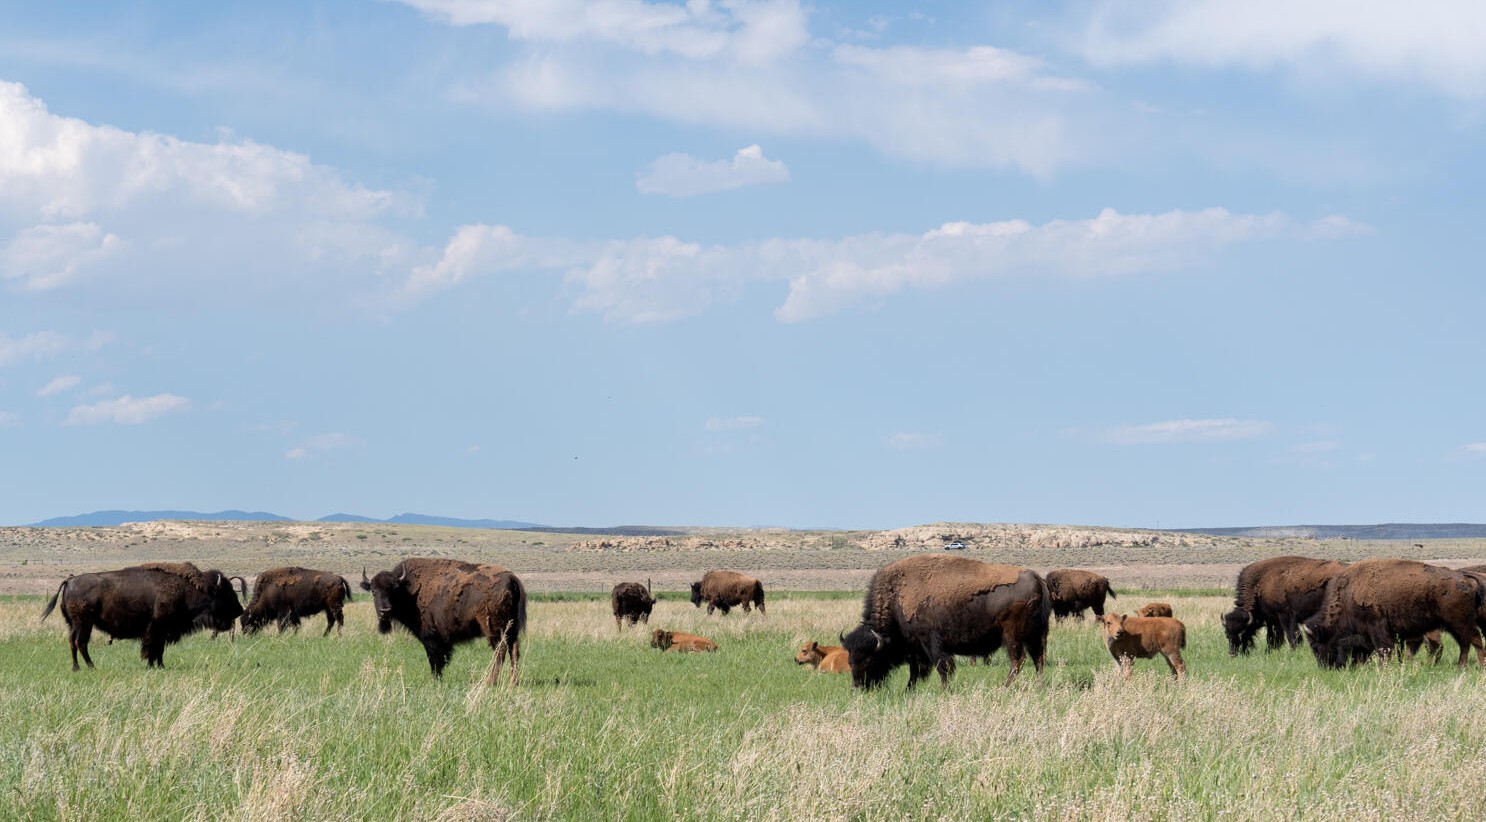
361;567;369;585
398;566;408;583
838;631;847;644
869;629;885;652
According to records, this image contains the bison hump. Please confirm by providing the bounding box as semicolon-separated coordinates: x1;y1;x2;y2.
877;556;1028;626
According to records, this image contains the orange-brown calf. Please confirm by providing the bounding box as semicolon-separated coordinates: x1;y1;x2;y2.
650;628;718;653
1099;614;1187;680
816;649;850;673
1136;602;1173;618
794;640;844;667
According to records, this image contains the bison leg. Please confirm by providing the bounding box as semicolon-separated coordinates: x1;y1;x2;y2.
70;622;96;671
423;641;453;678
1264;624;1283;651
935;655;957;688
1165;651;1185;680
741;602;751;613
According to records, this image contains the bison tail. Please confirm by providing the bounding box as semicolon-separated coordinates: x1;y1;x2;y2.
341;577;353;603
511;574;529;638
753;581;766;612
1106;582;1117;600
40;577;69;622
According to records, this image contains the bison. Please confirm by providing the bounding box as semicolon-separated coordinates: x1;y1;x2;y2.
794;640;848;673
690;570;765;616
1045;569;1116;621
1100;613;1187;679
650;629;718;653
841;554;1050;690
1222;556;1344;655
611;580;656;629
1302;559;1485;669
361;558;527;685
240;566;352;636
1136;602;1173;618
40;562;246;670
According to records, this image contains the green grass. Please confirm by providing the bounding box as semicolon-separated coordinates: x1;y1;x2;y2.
6;593;1486;820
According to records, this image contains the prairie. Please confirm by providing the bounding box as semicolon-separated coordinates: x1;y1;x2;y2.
7;591;1486;821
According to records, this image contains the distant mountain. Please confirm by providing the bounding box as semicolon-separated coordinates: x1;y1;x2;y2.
320;512;544;530
31;509;294;527
1166;523;1486;540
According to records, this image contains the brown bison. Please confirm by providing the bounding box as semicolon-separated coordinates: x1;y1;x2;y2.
794;640;848;673
241;566;352;636
1222;556;1344;655
1302;559;1485;669
1045;569;1116;620
1099;613;1187;679
40;562;247;670
650;629;718;653
360;558;527;684
841;555;1050;689
1136;602;1173;618
611;580;656;629
690;570;765;615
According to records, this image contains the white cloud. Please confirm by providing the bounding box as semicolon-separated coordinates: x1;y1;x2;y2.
396;0;809;64
1079;0;1486;98
1463;443;1486;457
1291;440;1341;453
1088;418;1274;445
704;415;765;431
0;331;68;366
886;432;943;450
65;393;190;425
637;144;789;197
405;207;1360;323
0;81;418;300
285;432;361;460
36;375;80;397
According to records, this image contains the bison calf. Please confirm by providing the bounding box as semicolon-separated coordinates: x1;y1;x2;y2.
794;640;848;672
650;629;718;653
1099;613;1187;680
1136;602;1173;618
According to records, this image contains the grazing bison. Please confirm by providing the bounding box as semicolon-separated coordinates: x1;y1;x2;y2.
610;580;656;629
1222;556;1344;655
1302;559;1485;669
1136;602;1173;618
240;566;352;636
650;629;718;653
794;641;848;673
40;562;247;670
360;558;527;684
690;570;765;616
841;555;1050;690
1045;569;1116;620
1099;613;1187;679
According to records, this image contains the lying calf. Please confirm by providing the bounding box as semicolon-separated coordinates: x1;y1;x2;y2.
1099;613;1186;680
794;640;848;673
1136;602;1173;618
650;629;718;653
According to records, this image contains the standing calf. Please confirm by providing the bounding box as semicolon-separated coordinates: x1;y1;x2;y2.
1099;613;1187;680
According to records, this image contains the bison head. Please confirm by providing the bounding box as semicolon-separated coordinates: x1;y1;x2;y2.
1098;613;1126;642
362;566;413;635
650;629;672;650
794;641;823;666
239;610;268;635
689;582;703;608
200;571;246;633
841;625;906;689
1222;609;1258;656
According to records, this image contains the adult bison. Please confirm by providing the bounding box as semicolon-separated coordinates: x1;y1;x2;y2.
40;562;246;670
690;570;765;616
1222;556;1344;655
841;555;1050;690
1044;569;1116;621
361;558;527;685
240;566;353;637
1302;558;1485;669
611;580;656;629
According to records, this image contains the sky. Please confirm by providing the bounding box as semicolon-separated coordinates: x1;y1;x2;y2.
2;0;1485;529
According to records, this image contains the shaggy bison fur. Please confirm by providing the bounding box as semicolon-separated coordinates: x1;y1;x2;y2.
611;580;656;629
841;555;1050;690
690;570;765;616
1222;556;1344;655
1044;569;1116;621
361;558;527;684
1302;559;1485;669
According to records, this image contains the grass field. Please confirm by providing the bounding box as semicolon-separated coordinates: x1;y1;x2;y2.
7;592;1486;821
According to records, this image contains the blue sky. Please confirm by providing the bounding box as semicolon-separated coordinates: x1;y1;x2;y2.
3;0;1485;529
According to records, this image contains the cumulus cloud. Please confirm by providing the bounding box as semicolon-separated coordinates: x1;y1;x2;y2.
285;432;361;460
1463;443;1486;457
886;432;943;450
36;375;80;397
637;145;789;197
0;331;68;366
1086;418;1274;445
1079;0;1486;98
704;415;765;431
0;81;417;300
65;393;190;425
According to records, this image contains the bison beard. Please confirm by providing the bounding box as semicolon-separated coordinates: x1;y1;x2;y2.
842;555;1050;690
361;558;527;685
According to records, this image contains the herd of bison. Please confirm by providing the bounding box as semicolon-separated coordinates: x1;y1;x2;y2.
36;553;1486;688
